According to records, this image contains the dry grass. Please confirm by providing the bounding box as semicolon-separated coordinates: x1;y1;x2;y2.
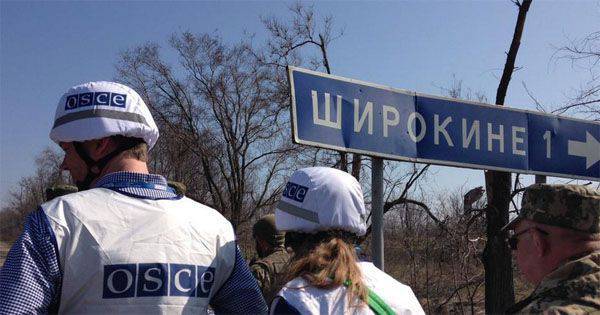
0;241;13;267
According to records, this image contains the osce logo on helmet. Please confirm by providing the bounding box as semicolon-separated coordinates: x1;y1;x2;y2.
64;92;127;111
102;263;216;299
283;182;308;202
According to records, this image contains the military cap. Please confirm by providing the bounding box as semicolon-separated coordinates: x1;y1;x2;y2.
253;214;285;246
503;184;600;233
167;181;187;196
45;184;78;201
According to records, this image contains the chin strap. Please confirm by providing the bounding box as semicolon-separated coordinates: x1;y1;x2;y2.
72;140;139;190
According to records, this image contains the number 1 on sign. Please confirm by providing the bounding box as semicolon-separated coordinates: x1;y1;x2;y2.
543;131;551;159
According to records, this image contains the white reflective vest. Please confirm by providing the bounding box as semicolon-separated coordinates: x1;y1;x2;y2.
42;188;237;314
275;261;425;315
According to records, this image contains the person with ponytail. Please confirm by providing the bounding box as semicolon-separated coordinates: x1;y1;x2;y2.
270;167;424;315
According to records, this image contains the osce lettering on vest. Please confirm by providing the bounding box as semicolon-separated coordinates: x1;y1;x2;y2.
103;263;216;299
65;92;127;110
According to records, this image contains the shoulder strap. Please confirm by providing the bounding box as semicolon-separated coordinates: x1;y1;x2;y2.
367;288;396;315
343;280;396;315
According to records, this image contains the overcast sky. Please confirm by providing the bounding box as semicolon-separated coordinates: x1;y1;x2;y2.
1;0;599;205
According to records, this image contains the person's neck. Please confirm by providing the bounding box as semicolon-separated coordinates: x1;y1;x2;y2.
559;243;600;263
90;156;149;187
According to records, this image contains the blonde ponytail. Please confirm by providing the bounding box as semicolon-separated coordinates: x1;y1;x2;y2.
286;230;368;306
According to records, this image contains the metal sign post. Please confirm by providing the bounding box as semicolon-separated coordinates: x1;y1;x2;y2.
371;157;384;270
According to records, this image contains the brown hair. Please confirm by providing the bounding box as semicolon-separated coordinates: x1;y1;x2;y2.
285;230;368;307
112;136;148;162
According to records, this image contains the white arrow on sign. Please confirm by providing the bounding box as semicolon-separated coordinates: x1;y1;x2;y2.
568;131;600;169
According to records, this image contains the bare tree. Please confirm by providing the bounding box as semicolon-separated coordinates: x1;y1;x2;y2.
259;2;369;178
524;30;600;121
551;31;600;120
362;163;440;238
382;187;487;314
116;33;298;231
434;188;487;314
435;74;488;103
484;0;532;313
0;147;69;241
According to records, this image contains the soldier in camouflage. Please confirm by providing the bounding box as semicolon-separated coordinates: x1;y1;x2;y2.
250;214;290;304
503;183;600;314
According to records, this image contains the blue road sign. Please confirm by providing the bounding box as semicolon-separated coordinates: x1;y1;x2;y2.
288;67;600;181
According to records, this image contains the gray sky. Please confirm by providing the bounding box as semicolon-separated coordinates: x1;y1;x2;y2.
1;1;599;204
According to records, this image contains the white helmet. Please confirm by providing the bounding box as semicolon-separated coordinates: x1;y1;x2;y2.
275;167;368;236
49;81;159;149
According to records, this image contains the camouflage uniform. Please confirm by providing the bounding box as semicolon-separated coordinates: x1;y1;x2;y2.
250;214;290;303
503;184;600;314
506;251;600;314
250;247;290;304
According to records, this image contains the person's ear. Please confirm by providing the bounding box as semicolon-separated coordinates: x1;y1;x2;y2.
97;138;114;155
532;230;550;257
87;138;113;158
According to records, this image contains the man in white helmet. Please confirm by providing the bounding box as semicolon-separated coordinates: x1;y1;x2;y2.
0;81;267;314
